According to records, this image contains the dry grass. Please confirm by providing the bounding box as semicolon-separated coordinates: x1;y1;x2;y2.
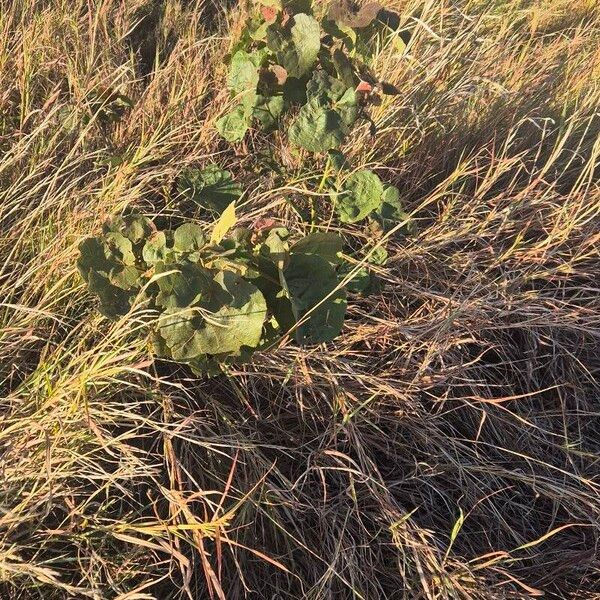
0;0;599;598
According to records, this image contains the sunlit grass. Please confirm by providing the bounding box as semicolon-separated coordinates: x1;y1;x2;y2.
0;0;598;598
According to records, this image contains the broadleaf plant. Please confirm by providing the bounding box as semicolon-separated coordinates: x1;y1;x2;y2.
177;165;243;214
217;0;402;151
332;168;414;231
78;214;351;374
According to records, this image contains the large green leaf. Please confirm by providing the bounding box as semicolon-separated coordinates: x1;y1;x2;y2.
154;262;211;309
267;14;320;79
259;227;290;265
336;169;384;223
339;262;371;294
142;231;169;265
227;49;265;95
78;232;143;316
283;253;346;344
253;94;285;131
108;265;141;290
195;271;267;354
158;271;267;360
102;232;136;266
178;165;242;214
87;270;135;318
306;71;358;126
332;48;356;88
103;214;154;244
289;72;358;152
173;223;206;254
290;232;343;265
289;97;347;152
77;237;113;282
306;70;346;101
79;232;141;289
156;309;202;361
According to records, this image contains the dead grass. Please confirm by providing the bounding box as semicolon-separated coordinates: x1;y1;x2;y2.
0;0;598;598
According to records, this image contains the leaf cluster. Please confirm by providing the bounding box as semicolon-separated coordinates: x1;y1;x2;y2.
216;0;402;151
78;212;348;374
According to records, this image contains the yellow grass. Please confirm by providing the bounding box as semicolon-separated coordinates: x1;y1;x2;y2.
0;0;599;598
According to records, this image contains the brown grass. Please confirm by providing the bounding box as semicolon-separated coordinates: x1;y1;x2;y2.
0;0;599;598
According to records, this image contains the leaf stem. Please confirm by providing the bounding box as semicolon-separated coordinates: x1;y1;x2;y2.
312;154;333;231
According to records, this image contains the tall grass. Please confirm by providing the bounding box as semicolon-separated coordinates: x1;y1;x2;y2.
0;0;598;598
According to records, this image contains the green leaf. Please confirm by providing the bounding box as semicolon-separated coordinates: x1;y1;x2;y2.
87;270;134;318
289;14;321;77
251;257;296;333
283;253;347;344
142;232;169;265
196;271;267;354
258;0;282;9
78;232;142;316
340;263;371;293
103;232;136;266
178;165;242;214
154;262;211;309
332;48;356;88
290;232;343;265
156;309;201;361
289;97;347;152
260;227;290;265
328;149;350;172
282;75;309;104
109;265;141;290
368;245;388;266
336;169;384;223
227;50;263;95
210;201;237;245
253;94;285;131
267;13;320;79
335;87;359;126
216;106;250;142
306;70;344;101
289;72;358;152
158;271;267;360
77;237;113;281
121;215;153;244
322;17;357;50
173;223;206;254
305;72;359;127
374;184;416;233
104;214;154;244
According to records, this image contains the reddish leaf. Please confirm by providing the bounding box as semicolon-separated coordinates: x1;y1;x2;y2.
253;217;277;231
260;5;277;22
271;64;288;85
